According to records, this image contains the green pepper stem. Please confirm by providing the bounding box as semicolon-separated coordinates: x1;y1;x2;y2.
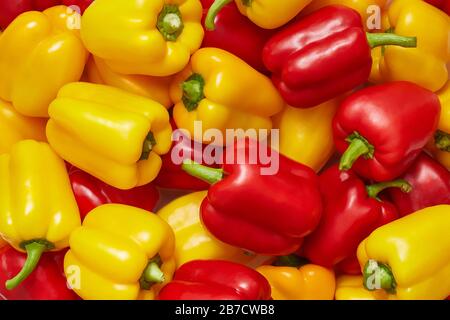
273;255;309;268
366;179;412;199
339;132;374;171
157;4;184;41
182;73;205;112
140;132;157;161
182;159;224;184
143;262;165;284
435;130;450;152
205;0;233;31
363;260;397;294
5;242;47;290
366;32;417;49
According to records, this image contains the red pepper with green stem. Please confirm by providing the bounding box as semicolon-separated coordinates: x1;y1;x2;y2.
158;260;271;300
334;81;441;182
263;5;418;109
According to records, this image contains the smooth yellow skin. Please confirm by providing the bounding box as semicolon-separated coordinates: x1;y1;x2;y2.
81;0;204;77
0;99;47;155
357;205;450;300
380;0;450;92
335;275;396;300
235;0;312;29
86;56;173;109
64;204;176;300
273;99;339;172
0;140;80;251
46;82;172;190
0;6;87;117
257;264;336;300
171;48;285;144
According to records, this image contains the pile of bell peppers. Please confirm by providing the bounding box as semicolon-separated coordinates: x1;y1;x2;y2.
0;0;449;301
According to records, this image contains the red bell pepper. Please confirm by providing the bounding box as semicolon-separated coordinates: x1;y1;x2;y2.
0;246;78;300
387;152;450;217
301;164;407;268
263;5;417;109
158;260;271;300
334;81;441;182
182;139;322;256
68;167;159;220
425;0;450;14
200;0;273;73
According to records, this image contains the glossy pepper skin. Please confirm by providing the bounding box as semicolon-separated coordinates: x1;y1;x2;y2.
205;0;312;30
158;260;271;300
171;48;285;144
46;82;172;190
263;5;417;109
358;205;450;300
387;153;450;217
0;0;60;29
425;0;450;14
64;204;176;300
0;247;79;300
379;0;450;92
335;275;396;300
81;0;204;77
273;99;339;172
86;56;173;109
302;165;403;268
0;6;87;117
157;191;252;268
61;0;93;13
0;140;81;290
182;139;323;255
69;167;160;221
0;99;47;155
334;81;441;182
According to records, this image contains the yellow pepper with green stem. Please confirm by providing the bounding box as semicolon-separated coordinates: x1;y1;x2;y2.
335;275;396;300
46;82;172;190
64;204;176;300
0;140;81;290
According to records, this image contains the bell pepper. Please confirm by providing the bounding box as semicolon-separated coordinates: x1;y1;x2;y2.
46;82;172;190
205;0;312;30
0;99;47;155
64;204;176;300
157;191;252;267
68;167;160;221
334;81;441;182
182;139;322;255
0;0;60;29
425;0;450;14
158;260;271;300
358;205;450;300
86;56;173;109
335;275;396;300
61;0;93;13
263;5;417;109
256;255;336;300
171;48;285;144
387;153;450;217
273;98;339;172
379;0;450;92
302;164;404;268
81;0;204;77
0;5;87;117
0;140;81;290
0;246;79;300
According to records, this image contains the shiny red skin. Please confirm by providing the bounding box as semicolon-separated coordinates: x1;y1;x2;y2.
333;81;441;182
0;246;79;300
61;0;93;13
200;140;323;256
387;153;450;217
425;0;450;14
336;255;362;275
158;260;272;300
69;167;159;220
302;165;399;268
0;0;60;29
263;5;371;109
200;0;274;73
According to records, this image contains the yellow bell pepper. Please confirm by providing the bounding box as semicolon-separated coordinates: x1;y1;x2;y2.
0;99;47;155
46;82;172;190
335;275;396;300
157;191;253;267
273;99;339;172
64;204;176;300
0;140;81;290
171;48;285;144
86;56;173;109
81;0;204;77
379;0;450;92
0;6;87;117
357;205;450;300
